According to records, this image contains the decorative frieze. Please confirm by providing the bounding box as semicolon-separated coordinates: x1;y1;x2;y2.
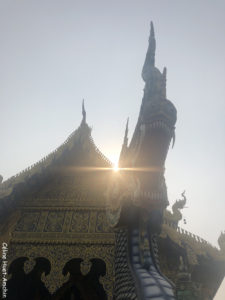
44;211;65;232
12;208;115;244
14;212;40;232
70;211;90;233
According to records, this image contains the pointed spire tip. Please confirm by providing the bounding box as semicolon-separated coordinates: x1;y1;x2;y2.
124;117;129;146
82;98;86;123
150;21;155;37
126;117;129;127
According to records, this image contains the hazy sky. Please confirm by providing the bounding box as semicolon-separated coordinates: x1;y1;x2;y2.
0;1;225;298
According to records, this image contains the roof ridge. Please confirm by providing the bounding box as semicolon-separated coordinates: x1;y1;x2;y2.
0;123;112;198
89;136;113;166
0;126;77;191
163;217;218;249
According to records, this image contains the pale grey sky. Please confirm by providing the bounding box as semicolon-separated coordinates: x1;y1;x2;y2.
0;1;225;298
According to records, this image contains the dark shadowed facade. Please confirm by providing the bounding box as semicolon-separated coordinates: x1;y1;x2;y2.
0;23;225;300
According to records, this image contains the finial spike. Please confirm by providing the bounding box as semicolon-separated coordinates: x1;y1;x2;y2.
119;118;129;166
82;99;86;123
149;21;156;66
123;118;129;147
142;21;156;82
150;21;155;41
125;117;129;137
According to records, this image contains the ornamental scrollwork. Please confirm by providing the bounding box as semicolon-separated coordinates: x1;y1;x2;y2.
96;211;113;233
70;211;90;233
6;242;115;299
15;212;40;232
44;212;65;232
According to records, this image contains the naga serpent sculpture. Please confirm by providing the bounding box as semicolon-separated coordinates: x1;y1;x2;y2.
106;22;177;300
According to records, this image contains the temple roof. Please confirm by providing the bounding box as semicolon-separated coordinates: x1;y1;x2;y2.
0;115;112;218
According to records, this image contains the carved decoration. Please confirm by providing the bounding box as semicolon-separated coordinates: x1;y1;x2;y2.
6;243;115;299
164;191;186;226
11;208;115;247
96;211;113;233
44;211;65;232
70;211;90;233
15;212;40;232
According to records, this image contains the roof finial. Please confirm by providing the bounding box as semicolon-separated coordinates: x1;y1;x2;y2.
149;21;156;66
119;118;129;166
82;99;86;123
123;118;129;147
142;21;156;82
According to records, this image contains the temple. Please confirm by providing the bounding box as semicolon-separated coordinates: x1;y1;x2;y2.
0;22;225;300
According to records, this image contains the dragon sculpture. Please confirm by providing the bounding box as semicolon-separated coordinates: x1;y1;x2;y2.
164;191;187;227
172;191;186;221
106;22;177;299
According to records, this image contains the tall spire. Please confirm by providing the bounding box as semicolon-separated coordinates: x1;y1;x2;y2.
142;21;156;82
149;21;156;66
123;118;129;147
119;118;129;166
82;99;86;123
